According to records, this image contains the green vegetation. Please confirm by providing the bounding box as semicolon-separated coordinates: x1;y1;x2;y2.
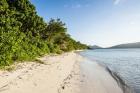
0;0;88;67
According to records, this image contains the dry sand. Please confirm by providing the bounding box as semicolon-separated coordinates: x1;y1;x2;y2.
0;52;124;93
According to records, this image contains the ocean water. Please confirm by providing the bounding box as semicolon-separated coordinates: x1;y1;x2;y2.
79;49;140;93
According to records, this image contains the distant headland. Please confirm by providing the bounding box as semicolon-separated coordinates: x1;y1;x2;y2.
90;42;140;49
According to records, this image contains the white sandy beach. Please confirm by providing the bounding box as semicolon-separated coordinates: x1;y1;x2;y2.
0;52;124;93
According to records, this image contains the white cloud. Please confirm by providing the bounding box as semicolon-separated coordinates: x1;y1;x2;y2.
72;4;82;8
64;4;82;8
64;3;90;9
114;0;128;5
114;0;121;5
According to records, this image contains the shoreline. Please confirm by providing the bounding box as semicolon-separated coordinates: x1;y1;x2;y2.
77;52;134;93
105;67;134;93
0;52;134;93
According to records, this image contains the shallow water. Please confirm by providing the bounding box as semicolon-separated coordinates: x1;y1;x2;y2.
79;49;140;93
79;60;124;93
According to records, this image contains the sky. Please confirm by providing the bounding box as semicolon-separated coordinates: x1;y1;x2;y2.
31;0;140;47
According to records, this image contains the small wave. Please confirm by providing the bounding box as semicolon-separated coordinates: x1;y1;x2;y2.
105;67;135;93
77;51;136;93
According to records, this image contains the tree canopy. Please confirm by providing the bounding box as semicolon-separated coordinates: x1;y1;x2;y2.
0;0;88;66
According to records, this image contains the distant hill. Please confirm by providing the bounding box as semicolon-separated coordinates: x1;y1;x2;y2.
89;45;103;49
109;42;140;49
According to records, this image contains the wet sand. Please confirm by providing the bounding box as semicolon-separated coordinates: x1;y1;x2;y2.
59;58;125;93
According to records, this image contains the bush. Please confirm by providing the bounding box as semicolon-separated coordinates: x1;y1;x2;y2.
0;0;88;67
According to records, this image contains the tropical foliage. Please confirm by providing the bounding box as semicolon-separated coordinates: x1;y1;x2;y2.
0;0;88;66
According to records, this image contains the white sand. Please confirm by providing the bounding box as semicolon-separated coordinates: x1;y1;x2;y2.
0;52;123;93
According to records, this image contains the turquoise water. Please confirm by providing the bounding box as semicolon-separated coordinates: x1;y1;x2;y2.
79;49;140;93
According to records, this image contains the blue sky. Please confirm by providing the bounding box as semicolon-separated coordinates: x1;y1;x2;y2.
31;0;140;47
